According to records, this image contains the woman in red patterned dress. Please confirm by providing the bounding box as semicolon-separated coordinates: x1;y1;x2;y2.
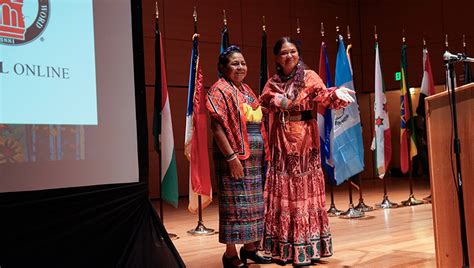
260;37;355;266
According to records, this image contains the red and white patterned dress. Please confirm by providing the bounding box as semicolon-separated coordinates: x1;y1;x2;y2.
260;70;347;265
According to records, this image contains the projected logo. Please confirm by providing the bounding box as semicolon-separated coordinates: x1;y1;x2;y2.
0;0;50;45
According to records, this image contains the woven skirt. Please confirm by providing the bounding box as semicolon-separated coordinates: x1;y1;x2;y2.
215;123;265;244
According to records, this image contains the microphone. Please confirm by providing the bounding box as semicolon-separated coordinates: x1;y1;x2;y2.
443;51;464;62
443;51;474;63
464;56;474;63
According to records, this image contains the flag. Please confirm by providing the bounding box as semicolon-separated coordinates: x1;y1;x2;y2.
464;56;472;85
332;35;364;185
345;39;363;188
372;42;392;178
259;28;268;94
185;34;212;213
463;39;472;84
416;48;435;117
316;41;335;183
220;24;229;53
153;16;178;207
400;43;417;174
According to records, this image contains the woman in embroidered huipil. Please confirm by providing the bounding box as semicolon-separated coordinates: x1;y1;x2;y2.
260;37;355;266
206;46;272;268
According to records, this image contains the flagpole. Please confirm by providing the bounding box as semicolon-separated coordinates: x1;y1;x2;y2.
462;34;472;85
444;34;455;91
321;22;342;217
260;16;270;195
421;37;433;204
259;16;268;95
463;34;467;56
445;34;449;52
219;9;229;54
400;33;423;207
295;18;302;56
296;18;301;37
343;25;374;213
336;22;364;219
373;27;398;209
154;2;179;240
155;0;164;224
187;7;215;236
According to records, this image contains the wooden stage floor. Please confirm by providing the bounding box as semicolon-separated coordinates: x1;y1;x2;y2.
154;178;435;267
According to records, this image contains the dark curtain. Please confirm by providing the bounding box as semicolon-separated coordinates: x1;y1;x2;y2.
0;183;185;268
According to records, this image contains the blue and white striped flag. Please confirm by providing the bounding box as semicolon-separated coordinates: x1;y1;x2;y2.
332;35;364;184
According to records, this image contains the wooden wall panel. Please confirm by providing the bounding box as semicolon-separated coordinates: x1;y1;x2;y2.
162;0;197;41
143;37;155;86
148;152;160;198
357;93;375;179
198;0;243;44
241;0;292;48
240;46;260;90
300;50;319;73
358;0;474;92
145;86;155;152
199;42;224;87
442;0;474;48
290;0;320;48
165;39;193;87
167;86;189;150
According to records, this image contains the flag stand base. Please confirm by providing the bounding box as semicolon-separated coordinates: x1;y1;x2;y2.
168;233;180;240
187;221;215;236
327;203;342;217
401;194;424;206
187;196;215;235
376;195;399;209
339;204;364;219
423;195;431;203
355;199;374;212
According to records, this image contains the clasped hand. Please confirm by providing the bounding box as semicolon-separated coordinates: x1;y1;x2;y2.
228;158;244;179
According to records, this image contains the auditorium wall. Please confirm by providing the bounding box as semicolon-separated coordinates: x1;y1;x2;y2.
140;0;474;197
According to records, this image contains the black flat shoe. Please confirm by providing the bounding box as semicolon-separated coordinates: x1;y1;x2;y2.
240;247;272;265
222;254;245;268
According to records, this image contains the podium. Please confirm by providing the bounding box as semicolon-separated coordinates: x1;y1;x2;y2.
425;83;474;267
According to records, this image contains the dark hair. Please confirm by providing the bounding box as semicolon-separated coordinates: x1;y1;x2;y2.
273;36;301;56
217;45;242;78
272;37;305;89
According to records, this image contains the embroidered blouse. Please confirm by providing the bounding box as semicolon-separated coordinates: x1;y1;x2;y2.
207;78;269;160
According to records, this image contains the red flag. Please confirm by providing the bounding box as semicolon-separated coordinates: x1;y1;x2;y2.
185;35;212;213
416;48;435;117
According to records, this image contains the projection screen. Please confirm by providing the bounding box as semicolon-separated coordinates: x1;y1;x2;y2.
0;0;143;192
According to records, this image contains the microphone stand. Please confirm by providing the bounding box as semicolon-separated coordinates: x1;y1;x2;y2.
446;60;469;268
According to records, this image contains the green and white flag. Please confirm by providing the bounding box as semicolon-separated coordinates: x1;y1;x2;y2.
153;13;178;207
